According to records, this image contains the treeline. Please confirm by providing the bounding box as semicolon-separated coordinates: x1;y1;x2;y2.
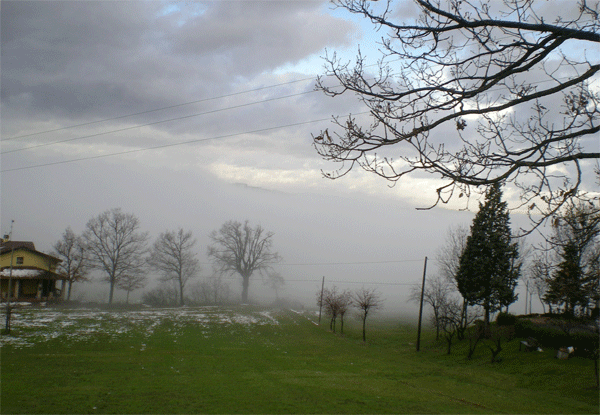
52;209;282;306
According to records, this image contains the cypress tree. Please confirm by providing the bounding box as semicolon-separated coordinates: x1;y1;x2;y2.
456;183;520;328
544;240;586;315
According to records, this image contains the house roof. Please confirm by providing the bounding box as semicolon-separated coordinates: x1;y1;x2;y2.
0;241;36;254
0;241;61;263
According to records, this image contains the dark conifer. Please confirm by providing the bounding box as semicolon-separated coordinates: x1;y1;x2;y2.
544;240;586;315
456;183;520;328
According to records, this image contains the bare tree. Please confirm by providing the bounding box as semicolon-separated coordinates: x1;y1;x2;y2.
190;276;231;305
148;228;200;306
142;282;179;307
409;275;454;340
265;271;285;301
337;290;353;335
437;225;469;285
314;0;599;231
117;274;148;304
437;297;464;354
208;220;281;303
320;286;342;332
436;225;471;339
52;227;89;300
353;287;382;342
529;249;553;313
83;208;149;305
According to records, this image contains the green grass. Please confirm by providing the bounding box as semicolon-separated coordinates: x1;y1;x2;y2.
1;306;598;414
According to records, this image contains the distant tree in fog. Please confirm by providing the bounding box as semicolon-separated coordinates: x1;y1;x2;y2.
319;286;350;333
148;228;200;306
52;227;89;300
208;220;281;303
353;287;382;342
83;208;149;305
337;290;353;335
436;225;468;285
117;273;148;304
409;275;454;341
142;282;178;307
190;276;231;305
265;271;285;301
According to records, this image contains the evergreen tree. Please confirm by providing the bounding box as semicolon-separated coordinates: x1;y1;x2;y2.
456;183;520;328
544;241;586;315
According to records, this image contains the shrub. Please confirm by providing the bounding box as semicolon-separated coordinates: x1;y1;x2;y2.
141;285;178;307
514;318;598;352
496;312;518;326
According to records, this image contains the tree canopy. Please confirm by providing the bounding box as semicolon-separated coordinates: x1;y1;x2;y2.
314;0;599;229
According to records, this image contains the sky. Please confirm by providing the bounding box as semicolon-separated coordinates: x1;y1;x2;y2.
1;0;596;313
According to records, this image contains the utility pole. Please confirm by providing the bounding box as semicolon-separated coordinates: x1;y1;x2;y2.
4;220;15;333
318;276;325;325
416;256;427;352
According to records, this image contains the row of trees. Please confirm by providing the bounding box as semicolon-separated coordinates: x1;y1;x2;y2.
52;209;282;305
317;286;382;342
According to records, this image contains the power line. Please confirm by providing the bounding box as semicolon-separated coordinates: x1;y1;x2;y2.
219;276;419;286
1;77;317;142
1;90;320;155
199;257;428;267
278;259;424;265
1;115;355;173
2;73;578;157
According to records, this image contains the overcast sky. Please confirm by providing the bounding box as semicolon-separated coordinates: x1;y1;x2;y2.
1;0;594;311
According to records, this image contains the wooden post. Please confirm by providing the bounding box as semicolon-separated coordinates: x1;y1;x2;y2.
318;276;325;325
4;220;15;333
416;256;427;352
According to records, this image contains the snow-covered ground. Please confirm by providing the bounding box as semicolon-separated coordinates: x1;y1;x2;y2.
0;306;280;348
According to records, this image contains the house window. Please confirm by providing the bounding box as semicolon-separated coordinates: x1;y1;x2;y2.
16;257;24;265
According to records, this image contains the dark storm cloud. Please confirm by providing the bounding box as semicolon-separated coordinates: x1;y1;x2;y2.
1;1;357;126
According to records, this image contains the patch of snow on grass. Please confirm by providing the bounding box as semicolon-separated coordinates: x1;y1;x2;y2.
0;306;281;348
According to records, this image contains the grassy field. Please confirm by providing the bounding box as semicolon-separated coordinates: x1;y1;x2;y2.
1;305;598;414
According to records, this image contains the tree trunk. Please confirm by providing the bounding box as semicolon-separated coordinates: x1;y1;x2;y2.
179;276;184;306
67;281;73;301
362;315;367;342
241;275;250;303
484;299;490;331
433;309;440;340
108;276;115;305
